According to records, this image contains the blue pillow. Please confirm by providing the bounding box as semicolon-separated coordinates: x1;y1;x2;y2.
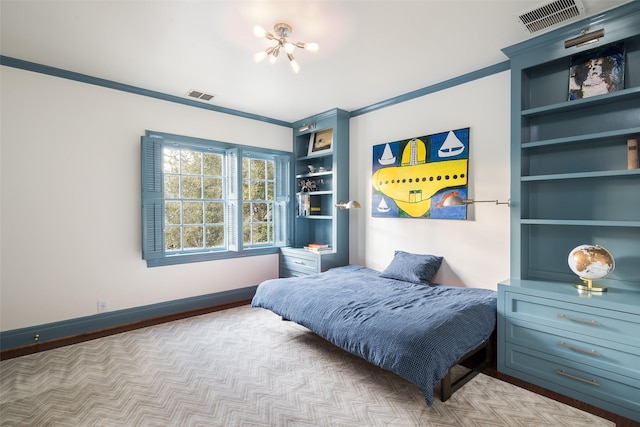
380;251;443;284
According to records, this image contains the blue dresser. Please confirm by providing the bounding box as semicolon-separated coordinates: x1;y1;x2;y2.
498;280;640;422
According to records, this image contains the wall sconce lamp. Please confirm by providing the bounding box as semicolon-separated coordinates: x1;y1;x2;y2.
298;123;316;132
336;200;361;210
443;195;510;207
564;28;604;48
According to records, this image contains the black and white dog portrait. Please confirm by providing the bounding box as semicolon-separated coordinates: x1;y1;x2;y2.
569;43;625;100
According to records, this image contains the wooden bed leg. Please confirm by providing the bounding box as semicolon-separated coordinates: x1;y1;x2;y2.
440;338;492;402
440;369;453;402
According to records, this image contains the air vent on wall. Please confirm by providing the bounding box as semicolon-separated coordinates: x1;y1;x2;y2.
186;90;215;101
516;0;585;34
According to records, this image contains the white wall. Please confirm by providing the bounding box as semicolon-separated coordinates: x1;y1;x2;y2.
1;66;510;332
348;72;511;289
0;67;291;331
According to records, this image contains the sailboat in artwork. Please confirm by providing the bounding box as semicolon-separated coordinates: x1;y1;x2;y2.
378;143;396;165
376;198;391;213
438;131;465;158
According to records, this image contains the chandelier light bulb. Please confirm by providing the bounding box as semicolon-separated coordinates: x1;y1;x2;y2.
254;51;268;63
253;25;267;38
287;53;300;73
304;42;319;52
269;46;280;64
284;42;295;54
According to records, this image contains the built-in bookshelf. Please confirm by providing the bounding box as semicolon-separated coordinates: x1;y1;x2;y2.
280;109;350;277
498;3;640;422
504;4;640;291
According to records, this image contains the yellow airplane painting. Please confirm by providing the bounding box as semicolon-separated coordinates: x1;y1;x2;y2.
372;128;469;219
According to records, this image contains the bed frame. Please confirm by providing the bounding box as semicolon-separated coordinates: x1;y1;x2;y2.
439;336;493;401
284;315;494;402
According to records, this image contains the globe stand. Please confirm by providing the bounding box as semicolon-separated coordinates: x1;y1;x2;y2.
575;277;608;293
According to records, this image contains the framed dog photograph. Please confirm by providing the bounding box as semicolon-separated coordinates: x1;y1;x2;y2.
308;129;333;155
568;42;625;100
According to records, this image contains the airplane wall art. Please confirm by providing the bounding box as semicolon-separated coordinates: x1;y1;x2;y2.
371;127;470;219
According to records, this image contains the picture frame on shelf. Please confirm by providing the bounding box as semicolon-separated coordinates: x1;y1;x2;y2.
568;42;625;100
308;129;333;155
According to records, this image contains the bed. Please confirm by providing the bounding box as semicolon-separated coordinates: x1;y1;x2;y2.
251;253;497;406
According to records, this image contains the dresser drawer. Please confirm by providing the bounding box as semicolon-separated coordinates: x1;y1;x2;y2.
505;318;640;380
505;343;640;418
279;266;311;278
504;292;640;347
279;249;319;277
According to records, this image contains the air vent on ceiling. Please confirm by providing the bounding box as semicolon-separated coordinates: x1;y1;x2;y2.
186;90;215;101
516;0;585;34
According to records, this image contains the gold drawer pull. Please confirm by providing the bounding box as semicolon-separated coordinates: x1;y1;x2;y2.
557;314;600;326
556;370;600;387
557;341;600;356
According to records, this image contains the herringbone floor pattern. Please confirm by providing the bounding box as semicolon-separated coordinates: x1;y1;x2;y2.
1;305;613;426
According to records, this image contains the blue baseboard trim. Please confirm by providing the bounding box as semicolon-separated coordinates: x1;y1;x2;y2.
0;286;257;351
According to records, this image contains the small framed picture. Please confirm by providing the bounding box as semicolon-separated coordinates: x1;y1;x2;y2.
308;129;333;155
569;42;625;100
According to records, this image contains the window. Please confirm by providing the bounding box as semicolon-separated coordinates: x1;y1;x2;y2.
141;131;290;267
243;156;276;247
163;147;225;252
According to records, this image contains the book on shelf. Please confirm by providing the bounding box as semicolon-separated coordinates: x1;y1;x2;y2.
297;194;322;216
306;243;329;248
304;245;332;252
310;196;321;215
628;138;638;169
297;194;310;216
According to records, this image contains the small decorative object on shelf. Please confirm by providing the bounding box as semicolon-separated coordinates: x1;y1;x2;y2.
299;177;325;192
628;138;639;169
567;244;615;293
299;178;317;192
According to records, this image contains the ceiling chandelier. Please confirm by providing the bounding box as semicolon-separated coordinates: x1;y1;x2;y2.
253;23;319;73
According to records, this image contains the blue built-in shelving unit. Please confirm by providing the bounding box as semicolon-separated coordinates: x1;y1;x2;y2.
505;2;640;290
497;2;640;422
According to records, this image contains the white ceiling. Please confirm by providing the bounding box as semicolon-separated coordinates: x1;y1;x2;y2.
1;0;631;123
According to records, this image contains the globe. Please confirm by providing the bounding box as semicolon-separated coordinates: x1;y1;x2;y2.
568;244;615;292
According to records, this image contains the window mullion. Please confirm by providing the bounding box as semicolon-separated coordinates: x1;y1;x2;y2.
226;148;240;252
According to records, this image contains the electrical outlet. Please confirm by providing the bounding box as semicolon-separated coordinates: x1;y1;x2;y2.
97;300;108;313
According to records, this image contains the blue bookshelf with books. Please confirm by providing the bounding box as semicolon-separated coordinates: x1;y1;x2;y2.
279;109;350;277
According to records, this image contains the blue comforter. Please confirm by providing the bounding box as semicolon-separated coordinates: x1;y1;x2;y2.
251;265;497;405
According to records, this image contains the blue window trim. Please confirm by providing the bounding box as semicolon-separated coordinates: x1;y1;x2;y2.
141;130;291;267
